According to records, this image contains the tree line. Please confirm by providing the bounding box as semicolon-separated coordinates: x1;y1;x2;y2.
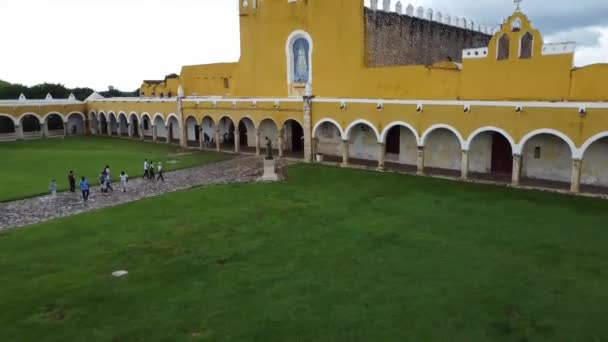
0;80;139;101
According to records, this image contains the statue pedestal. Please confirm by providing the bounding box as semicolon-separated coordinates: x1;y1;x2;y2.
261;158;279;181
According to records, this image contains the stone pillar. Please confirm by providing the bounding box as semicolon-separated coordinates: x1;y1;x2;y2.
303;96;313;163
128;124;133;138
255;132;261;156
512;154;522;186
15;124;23;139
139;124;144;140
570;159;582;193
180;123;187;148
461;150;469;180
215;130;221;152
107;121;112;136
278;130;284;158
234;131;240;153
117;122;122;137
199;127;204;150
416;146;425;175
63;123;68;137
341;140;349;167
41;123;47;138
152;125;157;142
165;126;171;144
377;143;386;171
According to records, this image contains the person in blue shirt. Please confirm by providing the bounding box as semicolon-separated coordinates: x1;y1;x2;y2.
80;177;90;202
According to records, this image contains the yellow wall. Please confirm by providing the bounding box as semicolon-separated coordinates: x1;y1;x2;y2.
180;63;236;97
570;64;608;101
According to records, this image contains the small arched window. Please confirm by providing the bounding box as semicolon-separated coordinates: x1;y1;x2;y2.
519;32;533;59
497;34;510;61
223;78;230;89
160;93;164;98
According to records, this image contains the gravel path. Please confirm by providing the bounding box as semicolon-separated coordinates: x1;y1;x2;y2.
0;156;276;231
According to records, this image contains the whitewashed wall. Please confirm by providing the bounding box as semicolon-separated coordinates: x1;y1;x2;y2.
186;117;198;141
348;125;379;160
468;132;493;173
522;134;571;182
581;138;608;186
424;129;461;170
67;115;84;135
385;127;418;165
154;117;167;138
316;122;342;156
258;120;279;147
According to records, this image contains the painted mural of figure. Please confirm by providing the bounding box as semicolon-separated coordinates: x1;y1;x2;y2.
293;38;309;83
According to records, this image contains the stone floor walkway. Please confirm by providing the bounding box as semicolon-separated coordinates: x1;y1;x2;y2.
0;156;277;231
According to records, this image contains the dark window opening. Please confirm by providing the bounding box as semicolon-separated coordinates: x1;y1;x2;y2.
223;78;230;89
534;146;541;159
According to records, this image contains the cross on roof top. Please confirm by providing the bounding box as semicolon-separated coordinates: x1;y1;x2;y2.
514;0;523;11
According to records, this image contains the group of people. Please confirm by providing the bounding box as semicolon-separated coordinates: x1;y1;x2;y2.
49;160;157;202
143;159;164;182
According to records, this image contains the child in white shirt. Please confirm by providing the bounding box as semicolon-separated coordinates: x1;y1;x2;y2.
120;171;129;192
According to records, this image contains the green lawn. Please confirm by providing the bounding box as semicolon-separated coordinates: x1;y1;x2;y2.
1;165;607;341
0;136;227;202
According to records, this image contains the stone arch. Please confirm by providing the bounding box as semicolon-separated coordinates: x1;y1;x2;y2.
129;112;139;137
467;127;516;177
282;119;305;153
118;112;129;136
218;116;236;148
344;119;381;142
164;113;179;127
519;31;533;59
421;124;465;148
497;33;510;60
185;115;200;143
99;112;108;135
153;114;167;140
258;118;280;150
201;116;216;145
518;129;577;185
20;113;41;133
166;114;180;143
237;116;256;149
0;114;16;136
312;118;345;140
66;112;85;135
381;121;420;167
89;112;99;134
44;113;65;134
580;132;608;188
313;119;346;160
421;124;465;174
108;112;119;135
140;113;152;137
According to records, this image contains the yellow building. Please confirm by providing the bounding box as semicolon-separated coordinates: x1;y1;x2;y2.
1;1;608;195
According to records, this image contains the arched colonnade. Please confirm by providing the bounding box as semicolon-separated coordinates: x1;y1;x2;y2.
312;118;608;193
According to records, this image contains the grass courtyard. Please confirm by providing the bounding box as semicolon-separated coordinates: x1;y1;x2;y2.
0;136;227;202
1;162;607;341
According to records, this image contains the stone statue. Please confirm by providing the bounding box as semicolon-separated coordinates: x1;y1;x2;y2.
265;137;273;160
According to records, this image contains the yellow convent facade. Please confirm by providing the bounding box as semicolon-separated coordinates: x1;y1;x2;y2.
1;1;608;195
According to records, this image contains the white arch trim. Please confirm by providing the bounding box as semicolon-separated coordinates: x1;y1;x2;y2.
257;117;280;130
344;119;381;142
17;112;42;123
165;113;180;126
88;111;97;120
237;116;256;132
117;112;128;122
218;115;237;124
285;30;314;92
41;112;66;123
380;121;421;146
516;128;579;159
312;118;345;140
65;111;86;122
201;115;216;126
465;126;517;151
580;132;608;157
140;112;152;121
421;124;466;148
128;112;139;122
0;113;19;125
152;113;165;124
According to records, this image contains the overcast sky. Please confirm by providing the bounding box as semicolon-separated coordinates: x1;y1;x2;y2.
0;0;606;91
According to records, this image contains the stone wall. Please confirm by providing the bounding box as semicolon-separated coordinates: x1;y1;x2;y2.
365;8;492;66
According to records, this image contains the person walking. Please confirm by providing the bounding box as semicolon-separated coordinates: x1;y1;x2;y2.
149;160;156;181
68;170;76;192
80;176;90;202
99;171;107;193
105;165;111;179
105;173;114;192
157;161;164;182
119;171;129;192
49;179;57;196
144;158;149;179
